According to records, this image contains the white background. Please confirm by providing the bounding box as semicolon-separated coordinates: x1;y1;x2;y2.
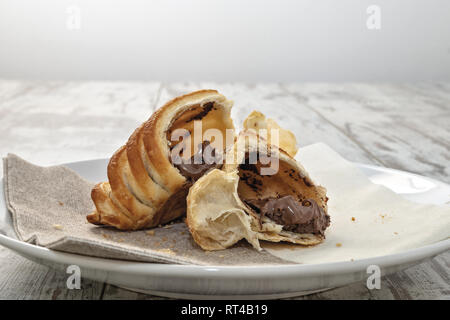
0;0;449;81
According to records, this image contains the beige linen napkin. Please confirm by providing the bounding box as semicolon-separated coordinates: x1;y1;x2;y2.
3;143;449;266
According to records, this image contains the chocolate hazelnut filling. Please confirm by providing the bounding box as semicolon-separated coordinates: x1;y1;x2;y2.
174;141;222;182
246;195;330;236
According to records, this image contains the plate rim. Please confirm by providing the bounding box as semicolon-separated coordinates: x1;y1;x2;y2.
0;232;448;278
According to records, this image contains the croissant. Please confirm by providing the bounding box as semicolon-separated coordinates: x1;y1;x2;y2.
87;90;235;230
186;122;330;251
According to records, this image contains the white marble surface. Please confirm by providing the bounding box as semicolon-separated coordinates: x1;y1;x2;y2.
0;80;449;299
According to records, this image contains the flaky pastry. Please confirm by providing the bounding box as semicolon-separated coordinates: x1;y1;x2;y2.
88;90;235;230
186;123;330;251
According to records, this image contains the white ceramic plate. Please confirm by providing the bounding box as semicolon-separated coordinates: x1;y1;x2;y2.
0;159;449;299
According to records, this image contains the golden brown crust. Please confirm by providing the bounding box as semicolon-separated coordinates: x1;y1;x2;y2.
107;146;155;228
142;89;233;193
88;90;235;230
88;182;135;230
126;124;169;208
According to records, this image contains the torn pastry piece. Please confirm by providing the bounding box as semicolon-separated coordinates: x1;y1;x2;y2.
88;90;235;230
186;131;330;251
243;110;298;157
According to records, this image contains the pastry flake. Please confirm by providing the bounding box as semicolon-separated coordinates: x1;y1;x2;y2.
243;110;298;157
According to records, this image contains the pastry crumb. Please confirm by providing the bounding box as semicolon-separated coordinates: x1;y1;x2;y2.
351;217;356;221
52;224;63;230
117;238;125;242
163;225;172;229
378;213;392;224
146;230;155;236
101;233;110;239
158;248;174;255
58;201;64;206
394;232;398;235
336;243;342;247
180;231;186;235
219;254;225;258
